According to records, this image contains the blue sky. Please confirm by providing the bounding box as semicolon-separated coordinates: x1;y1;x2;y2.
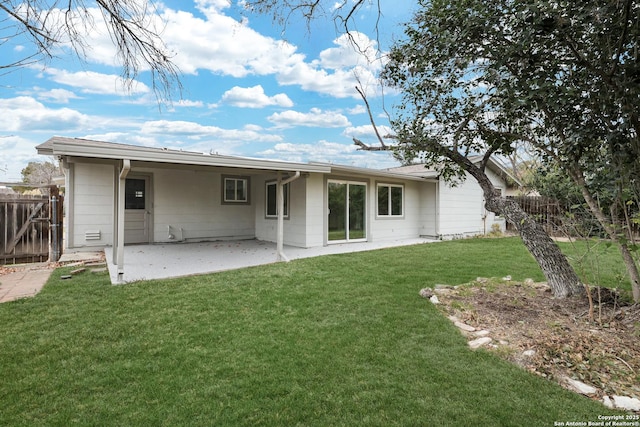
0;0;416;182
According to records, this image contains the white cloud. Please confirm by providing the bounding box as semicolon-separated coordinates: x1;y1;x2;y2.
158;8;304;78
268;108;351;128
259;141;355;163
45;5;385;99
348;105;366;114
272;32;384;99
0;96;91;132
41;68;150;95
195;0;232;13
343;124;394;140
37;88;81;103
174;99;204;108
259;140;398;169
221;85;293;108
315;32;379;69
0;135;47;182
140;120;283;143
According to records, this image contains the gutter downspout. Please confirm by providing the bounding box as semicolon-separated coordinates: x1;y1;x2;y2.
115;159;130;281
276;171;301;262
435;179;441;239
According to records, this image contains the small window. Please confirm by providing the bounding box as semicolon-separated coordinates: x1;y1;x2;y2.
377;184;403;217
125;178;146;210
222;176;250;204
266;181;289;218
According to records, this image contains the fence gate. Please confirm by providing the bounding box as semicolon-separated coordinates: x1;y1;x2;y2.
0;189;63;265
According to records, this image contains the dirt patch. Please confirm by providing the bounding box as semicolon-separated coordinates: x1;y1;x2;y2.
434;279;640;403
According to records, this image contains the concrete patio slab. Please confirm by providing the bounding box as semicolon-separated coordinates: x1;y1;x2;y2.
104;238;437;284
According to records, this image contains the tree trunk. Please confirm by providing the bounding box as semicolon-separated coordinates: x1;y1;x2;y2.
458;156;585;298
485;195;585;298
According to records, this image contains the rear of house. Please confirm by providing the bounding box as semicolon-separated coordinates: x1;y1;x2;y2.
37;137;514;254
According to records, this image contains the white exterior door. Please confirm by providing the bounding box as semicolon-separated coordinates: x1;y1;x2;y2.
124;176;151;244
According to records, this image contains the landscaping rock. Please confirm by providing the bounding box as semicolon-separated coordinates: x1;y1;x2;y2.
502;275;512;281
610;395;640;411
429;295;440;305
454;321;476;332
522;349;536;358
561;377;598;396
468;337;492;349
434;285;455;295
532;282;550;290
419;288;433;299
474;330;490;337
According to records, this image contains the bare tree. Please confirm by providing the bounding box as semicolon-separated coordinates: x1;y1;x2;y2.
1;0;181;101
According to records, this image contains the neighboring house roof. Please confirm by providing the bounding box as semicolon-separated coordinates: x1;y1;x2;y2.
36;137;431;182
385;164;440;179
387;156;522;188
310;162;433;182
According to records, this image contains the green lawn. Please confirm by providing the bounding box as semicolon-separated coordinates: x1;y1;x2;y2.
0;238;627;426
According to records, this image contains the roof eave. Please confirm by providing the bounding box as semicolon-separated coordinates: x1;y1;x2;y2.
43;138;331;174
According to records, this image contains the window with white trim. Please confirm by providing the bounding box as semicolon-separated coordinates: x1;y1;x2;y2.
265;181;289;218
222;176;250;204
377;183;403;217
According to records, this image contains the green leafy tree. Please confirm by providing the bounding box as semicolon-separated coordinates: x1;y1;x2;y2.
378;0;639;301
376;0;592;298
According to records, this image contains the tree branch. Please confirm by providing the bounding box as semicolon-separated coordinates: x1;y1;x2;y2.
353;137;387;151
355;84;386;149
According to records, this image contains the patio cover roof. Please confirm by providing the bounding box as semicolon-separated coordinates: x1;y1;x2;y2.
38;137;438;182
36;136;332;174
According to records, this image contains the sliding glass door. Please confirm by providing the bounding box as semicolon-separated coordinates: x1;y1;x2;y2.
328;180;366;242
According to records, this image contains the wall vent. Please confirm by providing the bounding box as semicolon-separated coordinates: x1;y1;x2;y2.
85;230;101;241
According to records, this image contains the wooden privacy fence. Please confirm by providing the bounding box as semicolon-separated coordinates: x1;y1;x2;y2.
0;190;63;265
506;195;640;238
506;196;567;236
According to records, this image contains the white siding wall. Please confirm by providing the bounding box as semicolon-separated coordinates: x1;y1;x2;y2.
254;174;309;248
419;182;438;238
304;173;325;247
438;173;484;238
70;163;114;248
437;169;508;238
370;180;423;241
149;168;255;243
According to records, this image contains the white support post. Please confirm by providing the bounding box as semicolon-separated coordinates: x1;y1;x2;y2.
276;171;300;262
115;159;130;281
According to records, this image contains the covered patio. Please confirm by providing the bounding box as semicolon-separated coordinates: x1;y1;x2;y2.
104;238;436;284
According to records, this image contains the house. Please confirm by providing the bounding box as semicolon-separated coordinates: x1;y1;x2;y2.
36;137;518;279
